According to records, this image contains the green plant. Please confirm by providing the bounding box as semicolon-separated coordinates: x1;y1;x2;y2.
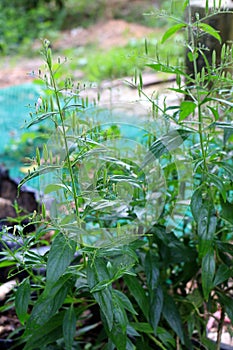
0;0;64;55
64;36;183;82
4;127;50;162
1;1;233;349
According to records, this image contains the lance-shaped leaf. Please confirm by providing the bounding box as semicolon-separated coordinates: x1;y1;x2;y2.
63;305;76;350
23;312;65;350
24;275;73;335
197;202;217;258
198;23;222;43
149;286;164;335
146;63;186;76
162;293;184;344
217;293;233;323
191;189;217;257
87;257;114;330
191;187;204;222
46;233;77;287
124;275;149;320
142;129;193;167
112;290;137;316
145;251;159;292
18;165;61;190
161;23;186;44
220;197;233;225
202;250;215;300
208;173;227;202
15;277;31;325
26;111;58;127
213;264;233;287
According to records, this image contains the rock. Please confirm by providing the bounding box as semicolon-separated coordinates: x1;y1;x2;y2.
0;165;39;226
0;198;16;219
0;280;17;301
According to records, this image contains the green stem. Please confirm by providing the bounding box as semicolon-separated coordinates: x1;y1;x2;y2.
46;49;83;245
187;2;208;175
147;334;167;350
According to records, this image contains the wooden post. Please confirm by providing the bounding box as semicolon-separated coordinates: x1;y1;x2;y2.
186;0;233;80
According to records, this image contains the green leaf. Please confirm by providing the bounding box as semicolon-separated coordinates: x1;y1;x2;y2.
15;277;31;325
217;293;233;323
149;286;164;335
202;251;215;300
130;322;153;334
162;293;184;343
207;106;219;121
187;51;198;62
102;298;127;350
190;187;204;222
208;173;227;202
26;111;58;127
216;241;233;256
147;63;186;76
124;275;149;320
24;312;65;350
0;261;15;268
142;129;193;167
113;290;138;316
186;288;203;309
63;305;76;350
196;200;217;258
182;0;189;11
145;251;159;291
87;257;114;330
157;327;176;348
18;165;61;190
220;197;233;224
113;295;128;333
211;97;233;107
179;101;196;121
46;233;77;287
213;264;233;287
60;223;89;242
24;303;85;350
44;183;72;194
90;278;114;293
161;23;186;44
25;275;73;334
198;23;222;43
108;321;127;350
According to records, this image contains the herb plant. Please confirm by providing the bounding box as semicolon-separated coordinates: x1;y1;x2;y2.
0;1;233;349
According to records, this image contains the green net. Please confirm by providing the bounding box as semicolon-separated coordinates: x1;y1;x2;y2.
0;83;41;184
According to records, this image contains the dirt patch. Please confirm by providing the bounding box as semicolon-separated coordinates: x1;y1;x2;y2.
0;19;156;88
53;19;156;50
0;58;42;88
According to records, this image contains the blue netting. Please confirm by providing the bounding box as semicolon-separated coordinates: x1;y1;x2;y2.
0;83;41;181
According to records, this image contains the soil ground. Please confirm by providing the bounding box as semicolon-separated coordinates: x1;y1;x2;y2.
0;19;156;88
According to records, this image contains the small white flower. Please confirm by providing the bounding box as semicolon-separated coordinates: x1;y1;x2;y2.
36;96;42;111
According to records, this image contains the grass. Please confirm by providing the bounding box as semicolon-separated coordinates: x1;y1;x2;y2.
54;31;184;83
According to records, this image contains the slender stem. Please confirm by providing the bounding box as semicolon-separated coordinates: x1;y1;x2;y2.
216;307;225;350
147;334;167;350
187;2;208;174
46;49;83;245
